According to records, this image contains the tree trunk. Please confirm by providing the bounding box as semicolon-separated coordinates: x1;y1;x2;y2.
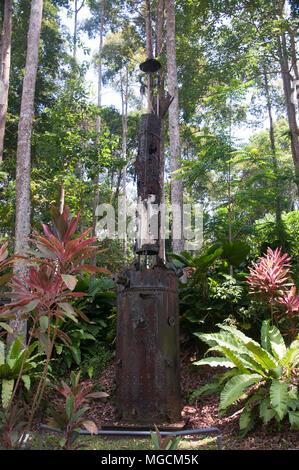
0;0;13;163
288;22;299;112
120;66;128;255
91;0;105;268
278;32;299;195
166;0;184;254
7;0;43;348
263;67;282;226
145;0;153;113
156;0;166;261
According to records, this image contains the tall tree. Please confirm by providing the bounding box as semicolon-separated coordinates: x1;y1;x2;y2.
166;0;184;254
8;0;43;346
0;0;13;163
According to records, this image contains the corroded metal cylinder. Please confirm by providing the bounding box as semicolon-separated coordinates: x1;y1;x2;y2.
115;266;181;425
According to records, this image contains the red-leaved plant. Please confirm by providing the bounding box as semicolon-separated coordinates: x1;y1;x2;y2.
246;247;298;337
0;206;111;443
47;371;108;450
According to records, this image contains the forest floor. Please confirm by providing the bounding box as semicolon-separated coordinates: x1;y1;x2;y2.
72;350;299;452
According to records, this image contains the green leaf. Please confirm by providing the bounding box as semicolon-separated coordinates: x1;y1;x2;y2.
70;346;81;365
0;322;13;334
2;378;14;408
267;324;286;361
193;356;235;368
39;316;49;333
58;303;78;322
270;379;289;421
22;374;31;390
244;341;277;370
61;274;77;291
219;373;263;411
261;319;271;353
239;405;255;436
279;340;299;368
39;333;50;355
66;394;74;420
259;396;276;424
23;299;40;313
221;241;250;266
289;411;299;430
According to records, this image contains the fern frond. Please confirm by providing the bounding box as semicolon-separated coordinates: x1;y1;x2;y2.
219;373;263;412
270;379;289;420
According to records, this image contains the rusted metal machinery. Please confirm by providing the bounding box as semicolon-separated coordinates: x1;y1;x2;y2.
114;59;181;425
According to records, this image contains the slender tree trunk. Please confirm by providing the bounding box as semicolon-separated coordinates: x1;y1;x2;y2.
0;0;13;163
156;0;166;261
91;0;105;268
145;0;153;113
7;0;43;348
278;32;299;195
166;0;184;254
120;66;128;255
263;67;282;226
288;24;299;112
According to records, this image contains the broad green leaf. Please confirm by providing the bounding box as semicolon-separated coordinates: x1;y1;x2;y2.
287;387;299;411
260;396;276;424
244;341;277;370
270;379;289;420
220;373;263;411
2;378;14;408
7;337;22;362
220;347;251;374
268;324;286;361
261;319;271;353
221;241;250;266
61;274;77;291
0;363;11;378
193;356;235;368
279;340;299;368
289;411;299;430
190;382;222;401
239;405;255;435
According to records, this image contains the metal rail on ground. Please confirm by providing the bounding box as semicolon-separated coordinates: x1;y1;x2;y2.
38;424;223;450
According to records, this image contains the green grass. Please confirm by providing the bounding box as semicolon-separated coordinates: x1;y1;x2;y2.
30;432;219;451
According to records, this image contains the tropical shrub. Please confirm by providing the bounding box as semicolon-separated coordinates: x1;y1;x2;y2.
246;247;298;340
193;320;299;436
0;205;111;434
168;243;251;341
47;370;108;450
0;404;26;450
0;338;45;409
